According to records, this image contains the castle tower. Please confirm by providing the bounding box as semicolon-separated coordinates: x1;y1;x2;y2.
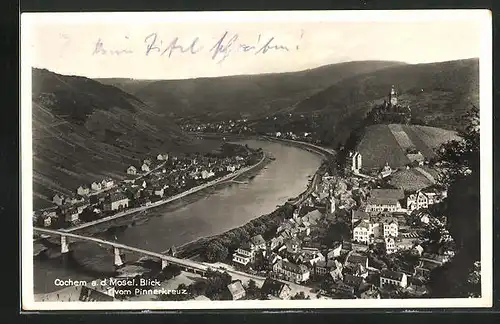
389;85;398;106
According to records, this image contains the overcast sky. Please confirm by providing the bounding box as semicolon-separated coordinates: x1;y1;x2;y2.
22;10;488;80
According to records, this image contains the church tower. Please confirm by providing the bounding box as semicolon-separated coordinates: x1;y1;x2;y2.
389;85;398;106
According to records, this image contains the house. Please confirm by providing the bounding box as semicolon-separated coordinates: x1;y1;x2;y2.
379;269;408;289
330;281;355;298
52;194;65;206
127;166;137;175
103;192;130;212
77;185;90;196
65;195;85;205
380;216;399;238
343;274;364;292
201;170;215;179
141;163;150;172
285;238;301;254
154;187;165;198
379;162;393;178
64;207;80;223
260;278;292;300
351;210;370;225
420;213;431;224
412;244;424;256
272;260;310;283
157;153;168;161
75;201;89;214
315;259;342;277
226;280;246;300
265;252;282;269
267;236;283;251
344;252;369;269
101;178;114;189
360;285;381;299
407;191;431;211
353;222;371;244
41;211;58;227
365;189;405;213
143;159;152;166
250;235;266;251
345;151;362;173
226;165;236;172
232;241;255;266
91;182;102;192
327;243;343;259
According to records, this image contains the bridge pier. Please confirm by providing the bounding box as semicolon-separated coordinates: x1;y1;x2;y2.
114;247;124;267
60;235;69;254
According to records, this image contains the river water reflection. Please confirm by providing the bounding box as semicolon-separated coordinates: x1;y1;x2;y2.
33;140;323;294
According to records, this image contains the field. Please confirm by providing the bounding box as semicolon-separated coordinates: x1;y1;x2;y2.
356;124;460;170
388;168;436;192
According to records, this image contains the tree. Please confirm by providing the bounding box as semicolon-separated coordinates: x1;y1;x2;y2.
205;240;229;262
245;279;260;299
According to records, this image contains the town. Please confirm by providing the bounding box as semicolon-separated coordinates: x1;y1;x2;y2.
32;143;264;230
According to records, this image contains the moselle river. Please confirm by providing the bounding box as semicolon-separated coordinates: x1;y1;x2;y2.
33;140;323;294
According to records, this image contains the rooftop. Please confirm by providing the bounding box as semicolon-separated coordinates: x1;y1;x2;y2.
380;269;405;281
227;280;245;298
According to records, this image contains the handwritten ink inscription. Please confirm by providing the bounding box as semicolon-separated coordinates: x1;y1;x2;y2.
91;31;302;63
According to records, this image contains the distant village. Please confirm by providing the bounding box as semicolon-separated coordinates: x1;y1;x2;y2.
33;144;263;229
223;149;452;299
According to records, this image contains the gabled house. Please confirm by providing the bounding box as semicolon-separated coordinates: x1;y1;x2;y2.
379;269;408;288
225;280;246;300
101;178;114;189
91;182;102;192
260;278;292;300
267;236;283;251
127;166;137;175
315;258;342;277
344;252;369;269
365;189;405;213
64;207;80;223
77;185;90;196
52;194;65;206
343;274;364;293
232;241;256;266
154;187;165;198
250;235;266;251
141;163;150;173
103;192;130;212
272;260;310;283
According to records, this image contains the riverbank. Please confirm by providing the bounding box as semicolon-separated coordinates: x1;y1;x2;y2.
172;138;333;259
58;152;267;234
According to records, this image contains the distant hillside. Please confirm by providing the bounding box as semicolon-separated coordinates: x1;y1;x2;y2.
32;68;208;209
98;61;406;120
295;58;479;144
355;124;461;169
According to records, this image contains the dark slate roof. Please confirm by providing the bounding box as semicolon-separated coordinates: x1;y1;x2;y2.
281;260;309;274
346;253;368;266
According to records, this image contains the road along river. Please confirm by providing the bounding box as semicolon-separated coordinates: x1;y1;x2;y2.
33;139;324;294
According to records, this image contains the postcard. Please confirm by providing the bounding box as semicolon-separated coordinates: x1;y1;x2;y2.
21;10;492;310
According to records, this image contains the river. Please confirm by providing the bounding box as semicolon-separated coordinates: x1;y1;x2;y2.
33;140;323;294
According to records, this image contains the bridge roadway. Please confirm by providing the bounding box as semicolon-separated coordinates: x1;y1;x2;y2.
33;227;210;273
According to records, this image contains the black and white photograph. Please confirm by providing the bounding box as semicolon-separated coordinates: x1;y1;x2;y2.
21;10;492;310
